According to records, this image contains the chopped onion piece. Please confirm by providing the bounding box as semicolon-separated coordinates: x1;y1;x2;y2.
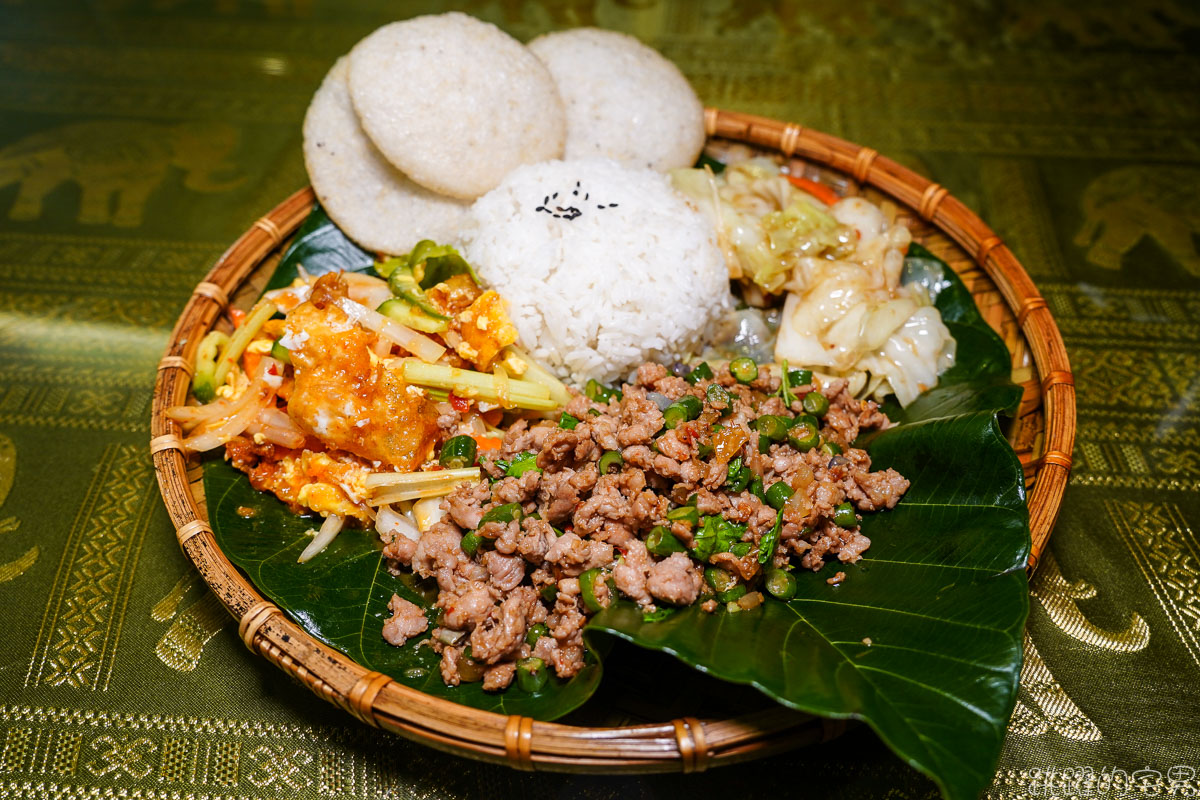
376;504;421;542
335;296;444;363
182;379;272;453
298;513;345;563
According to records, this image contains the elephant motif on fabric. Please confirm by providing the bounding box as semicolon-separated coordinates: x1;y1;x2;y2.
1074;165;1200;277
0;120;243;227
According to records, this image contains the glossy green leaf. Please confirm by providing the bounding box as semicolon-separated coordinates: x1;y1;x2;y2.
203;458;604;719
588;246;1030;800
212;222;1028;794
265;203;374;292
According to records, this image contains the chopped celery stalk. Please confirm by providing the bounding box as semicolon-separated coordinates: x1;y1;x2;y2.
213;301;277;388
377;298;449;333
192;330;230;403
364;467;480;506
269;340;291;365
398;358;558;411
503;346;570;407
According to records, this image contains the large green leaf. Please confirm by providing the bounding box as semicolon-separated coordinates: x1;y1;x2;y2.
208;207;1029;795
204;457;604;718
264;202;374;292
588;247;1030;800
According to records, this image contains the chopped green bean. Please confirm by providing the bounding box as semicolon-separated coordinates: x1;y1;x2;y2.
717;584;748;604
729;357;758;384
646;525;686;556
758;433;772;454
833;501;858;528
821;440;844;456
478;502;522;525
558;412;580;430
788;419;820;452
704;566;739;594
539;583;558;603
765;481;794;511
765;568;797;600
579;568;606;613
685;362;713;385
756;415;790;442
598;450;623;475
706;383;731;412
525;622;549;647
439;435;477;469
662;395;702;429
803;390;830;416
460;531;482;557
585;378;622;404
788;368;813;387
516;657;549;693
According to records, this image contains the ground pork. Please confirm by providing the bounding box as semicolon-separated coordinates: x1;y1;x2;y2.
377;362;908;692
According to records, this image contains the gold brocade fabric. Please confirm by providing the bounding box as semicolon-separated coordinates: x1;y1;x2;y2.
0;1;1197;798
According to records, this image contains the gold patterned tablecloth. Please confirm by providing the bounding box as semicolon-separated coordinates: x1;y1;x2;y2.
1;2;1198;797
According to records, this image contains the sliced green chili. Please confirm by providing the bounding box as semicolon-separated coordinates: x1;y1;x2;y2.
729;357;758;384
765;568;797;600
756;415;790;443
460;531;482;557
598;450;623;475
540;583;558;603
803;390;830;417
516;657;549;693
585;378;622;404
525;622;549;647
478;502;522;525
833;501;858;528
662;395;703;429
765;481;794;511
646;525;686;556
579;568;606;613
706;383;732;412
788;420;820;452
821;440;843;456
685;362;713;385
704;566;739;594
439;435;477;469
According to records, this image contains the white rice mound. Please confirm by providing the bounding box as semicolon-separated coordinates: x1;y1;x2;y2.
303;57;469;255
347;13;565;200
527;28;704;172
462;159;731;385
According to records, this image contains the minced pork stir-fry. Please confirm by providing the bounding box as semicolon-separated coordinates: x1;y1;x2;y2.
172;242;910;693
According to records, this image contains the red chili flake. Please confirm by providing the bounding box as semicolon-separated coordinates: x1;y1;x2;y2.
449;393;470;413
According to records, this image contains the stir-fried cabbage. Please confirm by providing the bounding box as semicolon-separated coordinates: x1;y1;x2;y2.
671;160;855;293
673;159;956;407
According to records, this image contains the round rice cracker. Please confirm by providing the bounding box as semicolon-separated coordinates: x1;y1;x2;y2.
303;57;469;256
528;28;704;172
347;14;565;200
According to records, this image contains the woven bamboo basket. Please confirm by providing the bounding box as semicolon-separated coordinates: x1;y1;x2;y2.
150;109;1075;772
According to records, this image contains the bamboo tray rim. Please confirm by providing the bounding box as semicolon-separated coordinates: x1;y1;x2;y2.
149;107;1075;773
